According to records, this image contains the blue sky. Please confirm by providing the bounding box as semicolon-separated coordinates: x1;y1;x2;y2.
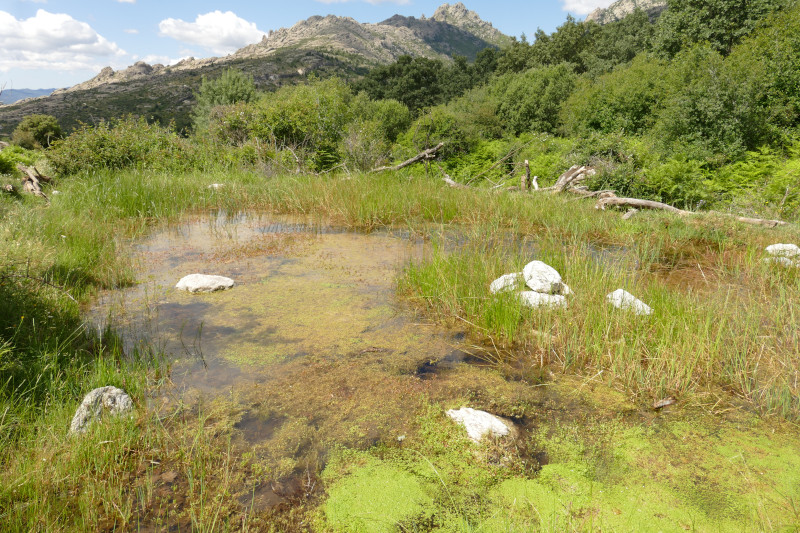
0;0;615;90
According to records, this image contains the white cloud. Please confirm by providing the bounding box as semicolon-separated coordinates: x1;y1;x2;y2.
117;0;136;3
0;10;127;72
123;28;139;34
158;11;265;55
560;0;615;15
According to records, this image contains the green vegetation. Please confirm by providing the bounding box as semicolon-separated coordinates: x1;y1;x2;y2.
192;68;257;132
11;114;62;149
4;1;800;529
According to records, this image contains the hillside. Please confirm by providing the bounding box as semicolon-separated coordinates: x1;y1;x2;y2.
586;0;667;24
0;2;507;135
0;88;57;106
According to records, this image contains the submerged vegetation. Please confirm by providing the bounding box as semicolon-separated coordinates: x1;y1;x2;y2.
3;0;800;530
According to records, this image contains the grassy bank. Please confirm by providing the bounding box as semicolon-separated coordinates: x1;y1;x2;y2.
2;166;800;529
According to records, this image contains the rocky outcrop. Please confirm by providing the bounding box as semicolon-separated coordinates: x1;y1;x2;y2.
586;0;667;24
606;289;653;316
764;243;800;267
490;260;572;309
446;407;512;442
523;261;565;295
175;274;235;293
519;291;567;309
70;386;133;434
489;273;522;294
766;243;800;258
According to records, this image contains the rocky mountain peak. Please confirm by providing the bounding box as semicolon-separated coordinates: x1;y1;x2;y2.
586;0;667;24
430;2;507;44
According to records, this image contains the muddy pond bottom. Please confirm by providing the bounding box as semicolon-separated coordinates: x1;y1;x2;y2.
92;212;474;396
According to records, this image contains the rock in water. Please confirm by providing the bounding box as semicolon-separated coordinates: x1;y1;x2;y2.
522;261;564;294
446;407;511;442
519;291;568;309
70;386;133;434
764;256;797;267
606;289;653;316
490;273;522;294
175;274;235;293
766;244;800;258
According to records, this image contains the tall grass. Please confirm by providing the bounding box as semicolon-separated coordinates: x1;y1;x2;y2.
399;218;800;418
2;161;800;528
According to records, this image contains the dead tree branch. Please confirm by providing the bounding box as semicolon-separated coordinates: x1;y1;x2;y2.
596;194;788;227
370;143;444;173
437;165;469;189
16;164;49;201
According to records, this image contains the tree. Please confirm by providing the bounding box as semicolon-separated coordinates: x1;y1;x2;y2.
192;68;256;132
655;0;788;57
491;63;578;135
12;114;62;149
352;56;446;114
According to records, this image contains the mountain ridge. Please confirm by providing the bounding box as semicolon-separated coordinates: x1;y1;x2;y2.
0;2;506;134
586;0;667;24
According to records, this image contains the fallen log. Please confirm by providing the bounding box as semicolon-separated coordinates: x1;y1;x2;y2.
596;196;691;215
437;165;469;189
370;143;444;173
17;164;49;201
596;194;788;227
553;165;596;192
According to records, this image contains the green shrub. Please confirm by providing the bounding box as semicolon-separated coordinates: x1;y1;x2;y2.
652;44;768;163
397;105;478;159
0;145;38;175
491;63;577;135
11;114;62;149
206;102;258;146
48;116;195;176
192;68;256;132
250;78;353;165
640;156;712;209
560;54;668;136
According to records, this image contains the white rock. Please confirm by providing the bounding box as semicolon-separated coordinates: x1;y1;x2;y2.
606;289;653;316
207;183;225;190
70;386;133;434
175;274;235;293
446;407;511;442
490;273;522;294
766;244;800;257
764;256;797;267
560;283;573;296
522;261;563;294
520;291;568;309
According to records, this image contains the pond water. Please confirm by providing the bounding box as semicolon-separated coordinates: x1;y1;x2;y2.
91;211;475;396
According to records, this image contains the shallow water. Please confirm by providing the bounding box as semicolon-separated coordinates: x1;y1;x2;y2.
91;211;467;396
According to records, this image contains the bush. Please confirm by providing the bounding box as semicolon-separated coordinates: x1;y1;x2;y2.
560;54;668;136
12;114;62;149
491;63;577;135
248;78;352;150
48;116;195;175
0;145;38;175
652;44;768;163
192;68;256;132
